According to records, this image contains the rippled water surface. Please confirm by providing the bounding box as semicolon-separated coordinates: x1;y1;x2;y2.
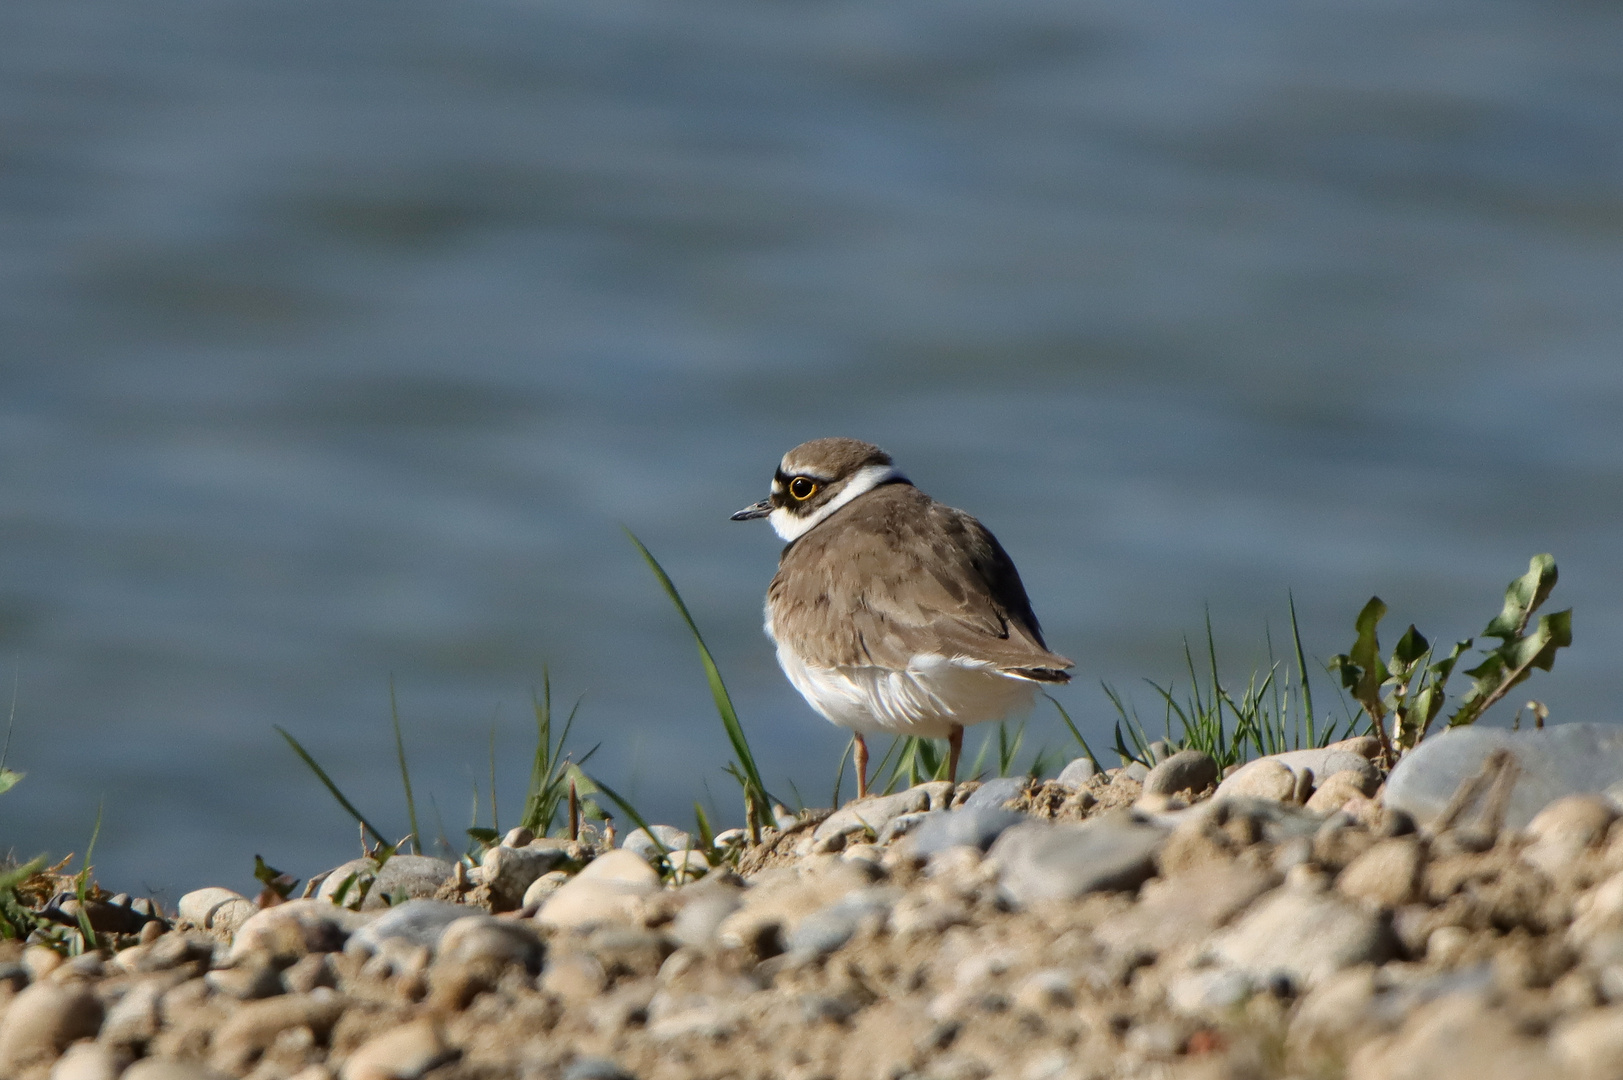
4;0;1623;894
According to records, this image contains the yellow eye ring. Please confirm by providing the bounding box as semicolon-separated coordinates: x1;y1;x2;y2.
789;477;818;500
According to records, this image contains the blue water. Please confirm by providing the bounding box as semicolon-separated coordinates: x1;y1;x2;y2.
3;0;1623;899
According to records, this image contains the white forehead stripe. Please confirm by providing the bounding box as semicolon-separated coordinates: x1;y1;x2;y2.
770;464;899;541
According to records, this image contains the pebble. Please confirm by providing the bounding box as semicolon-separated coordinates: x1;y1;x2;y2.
1551;1005;1623;1080
1167;968;1254;1015
562;1058;638;1080
621;825;695;861
1336;836;1422;908
206;958;285;1000
123;1062;232;1080
1054;757;1098;789
24;944;64;980
537;849;662;931
1094;862;1276;962
209;989;347;1075
177;887;257;936
480;843;567;909
340;1020;451;1080
1347;992;1555;1080
962;777;1028;811
0;980;103;1073
315;855;455;911
813;786;936;844
1122;760;1150;782
522;870;573;908
436;914;544;973
989;813;1166;905
785;888;897;957
229;899;371;963
347;898;470;954
670;885;743;948
46;1040;122;1080
1214;759;1297;802
1306;769;1378;812
1207;884;1394;991
1385;722;1623;832
1142;749;1219;797
908;807;1026;857
1523;795;1619;876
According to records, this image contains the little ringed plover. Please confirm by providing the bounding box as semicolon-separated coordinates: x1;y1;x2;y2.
732;437;1072;797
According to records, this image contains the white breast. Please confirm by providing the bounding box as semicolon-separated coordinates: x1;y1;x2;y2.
773;643;1040;739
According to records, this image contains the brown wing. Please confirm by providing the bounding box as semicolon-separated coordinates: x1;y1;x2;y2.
768;484;1073;677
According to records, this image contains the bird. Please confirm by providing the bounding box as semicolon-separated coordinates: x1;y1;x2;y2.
731;437;1072;798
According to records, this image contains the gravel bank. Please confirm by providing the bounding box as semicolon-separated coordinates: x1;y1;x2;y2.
8;731;1623;1080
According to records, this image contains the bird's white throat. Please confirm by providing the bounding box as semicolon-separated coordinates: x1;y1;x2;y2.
769;464;901;541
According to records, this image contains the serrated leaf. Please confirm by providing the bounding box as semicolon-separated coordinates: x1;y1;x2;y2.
1391;625;1429;669
0;768;22;795
1483;554;1558;641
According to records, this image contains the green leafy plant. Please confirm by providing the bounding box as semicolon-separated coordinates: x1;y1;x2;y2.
1329;554;1570;761
519;673;595;838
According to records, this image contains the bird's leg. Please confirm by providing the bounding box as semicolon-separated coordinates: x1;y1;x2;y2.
947;724;964;783
854;734;870;799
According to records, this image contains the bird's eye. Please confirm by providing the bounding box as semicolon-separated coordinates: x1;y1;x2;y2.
789;477;818;500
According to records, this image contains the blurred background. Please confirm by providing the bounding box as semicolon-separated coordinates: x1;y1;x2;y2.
3;0;1622;899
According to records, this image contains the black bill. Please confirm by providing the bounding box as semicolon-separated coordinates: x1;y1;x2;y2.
730;499;772;521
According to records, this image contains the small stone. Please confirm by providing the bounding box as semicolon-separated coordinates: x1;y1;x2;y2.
176;887;256;937
621;825;695;862
963;777;1029;811
908;808;1026;857
670;886;743;948
436;915;543;973
0;980;103;1073
1336;836;1423;908
537;850;661;931
1523;795;1618;876
1287;965;1379;1060
502;826;535;848
1215;759;1297;803
522;870;572;908
347;898;471;954
48;1041;123;1080
1347;992;1555;1080
786;888;897;957
209;990;348;1075
1055;758;1098;790
24;944;63;981
1123;760;1150;782
813;788;932;844
989;812;1166;906
1013;970;1075;1011
315;855;455;911
562;1058;636;1080
1167;968;1254;1016
481;844;567;909
1551;1005;1623;1080
205;959;285;1000
875;811;938;846
339;1020;450;1080
282;953;337;994
666;849;710;882
229;899;370;963
1207;885;1394;991
1307;770;1379;813
1142;750;1219;797
1427;926;1472;966
123;1062;232;1080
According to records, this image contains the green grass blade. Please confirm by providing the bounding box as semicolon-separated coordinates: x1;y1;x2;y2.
1047;694;1101;770
830;734;853;809
626;529;772;826
585;771;670;860
388;681;420;855
73;801;104;951
276;726;390;847
488;721;500;837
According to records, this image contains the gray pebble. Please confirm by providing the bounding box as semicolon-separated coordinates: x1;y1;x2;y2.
909;807;1027;856
1123;760;1151;782
348;898;472;954
622;825;695;861
1206;885;1396;991
963;776;1028;811
564;1059;637;1080
316;854;455;910
1055;758;1098;790
1386;722;1623;832
989;813;1166;906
